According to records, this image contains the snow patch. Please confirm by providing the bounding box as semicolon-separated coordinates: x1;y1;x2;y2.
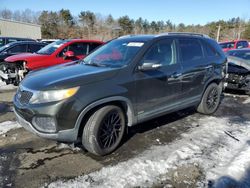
0;121;21;135
0;80;17;90
243;97;250;104
47;116;250;188
56;143;82;151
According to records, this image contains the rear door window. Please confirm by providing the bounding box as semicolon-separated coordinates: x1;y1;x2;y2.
178;38;204;62
220;42;235;49
237;41;249;48
7;38;18;44
7;44;27;53
68;42;88;56
0;38;4;47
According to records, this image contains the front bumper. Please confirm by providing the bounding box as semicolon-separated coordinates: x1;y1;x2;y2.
0;70;8;80
14;108;78;142
225;73;250;91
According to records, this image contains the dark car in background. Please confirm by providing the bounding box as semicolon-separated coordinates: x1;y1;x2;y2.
13;33;226;156
0;37;35;47
225;49;250;94
0;41;46;62
0;39;103;85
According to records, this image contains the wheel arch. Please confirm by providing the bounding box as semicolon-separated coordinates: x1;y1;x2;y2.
202;77;223;96
75;96;136;139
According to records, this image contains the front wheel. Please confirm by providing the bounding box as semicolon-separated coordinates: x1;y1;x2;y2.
197;83;222;115
82;105;126;156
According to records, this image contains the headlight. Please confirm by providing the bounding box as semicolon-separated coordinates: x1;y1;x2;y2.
29;87;79;104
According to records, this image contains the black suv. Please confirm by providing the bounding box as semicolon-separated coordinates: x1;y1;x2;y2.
0;41;46;62
0;37;35;47
13;33;227;156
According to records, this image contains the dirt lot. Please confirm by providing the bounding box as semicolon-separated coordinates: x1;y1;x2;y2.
0;86;250;188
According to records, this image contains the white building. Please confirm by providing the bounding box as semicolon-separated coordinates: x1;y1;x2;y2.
0;18;41;39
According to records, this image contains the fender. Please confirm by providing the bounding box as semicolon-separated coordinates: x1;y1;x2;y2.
202;76;223;97
73;96;136;139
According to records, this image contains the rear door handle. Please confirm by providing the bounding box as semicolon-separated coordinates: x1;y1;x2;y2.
171;72;182;78
205;65;213;69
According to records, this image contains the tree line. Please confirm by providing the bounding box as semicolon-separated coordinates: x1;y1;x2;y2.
0;8;250;41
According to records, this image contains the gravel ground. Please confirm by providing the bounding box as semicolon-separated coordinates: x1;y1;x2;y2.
0;85;249;188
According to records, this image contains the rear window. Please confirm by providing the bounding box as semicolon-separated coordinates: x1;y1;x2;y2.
179;39;203;62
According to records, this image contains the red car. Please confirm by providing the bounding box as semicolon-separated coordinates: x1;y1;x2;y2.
0;39;103;85
219;40;249;52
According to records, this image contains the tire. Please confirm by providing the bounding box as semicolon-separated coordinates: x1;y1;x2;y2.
197;83;222;115
82;105;126;156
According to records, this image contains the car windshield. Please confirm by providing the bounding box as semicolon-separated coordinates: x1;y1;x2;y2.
36;40;69;55
82;39;145;68
219;42;235;49
227;50;250;61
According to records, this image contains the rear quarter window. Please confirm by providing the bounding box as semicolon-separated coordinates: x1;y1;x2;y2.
28;44;45;52
89;43;102;53
202;41;219;57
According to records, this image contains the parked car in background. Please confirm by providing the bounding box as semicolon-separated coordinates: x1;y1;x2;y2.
39;39;59;44
0;39;103;85
0;37;35;47
225;49;250;94
219;40;249;52
0;41;46;62
13;33;226;156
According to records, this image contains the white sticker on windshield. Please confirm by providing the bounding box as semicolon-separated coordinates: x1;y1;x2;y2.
127;42;144;47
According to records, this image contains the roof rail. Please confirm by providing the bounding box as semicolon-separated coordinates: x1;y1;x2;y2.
118;35;136;39
157;32;210;38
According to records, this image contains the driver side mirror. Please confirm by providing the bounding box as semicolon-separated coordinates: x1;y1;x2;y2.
63;51;75;59
138;60;162;71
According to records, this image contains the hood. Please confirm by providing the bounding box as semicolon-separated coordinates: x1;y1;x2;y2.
227;56;250;71
4;53;49;63
21;62;119;90
228;63;249;74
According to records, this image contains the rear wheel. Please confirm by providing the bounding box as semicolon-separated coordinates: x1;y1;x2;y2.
197;83;222;114
82;105;126;156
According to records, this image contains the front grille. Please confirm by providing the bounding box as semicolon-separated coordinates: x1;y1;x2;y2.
17;89;33;105
227;73;244;83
